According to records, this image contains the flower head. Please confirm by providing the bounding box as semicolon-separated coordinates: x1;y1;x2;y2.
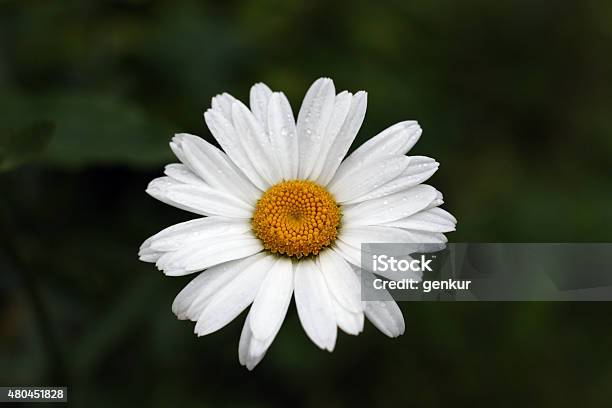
139;78;456;370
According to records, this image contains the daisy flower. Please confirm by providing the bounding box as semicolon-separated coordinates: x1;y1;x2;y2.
139;78;456;370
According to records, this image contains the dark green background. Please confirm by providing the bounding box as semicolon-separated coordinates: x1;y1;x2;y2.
1;1;611;406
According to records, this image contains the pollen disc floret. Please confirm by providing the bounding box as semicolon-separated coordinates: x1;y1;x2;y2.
252;180;341;257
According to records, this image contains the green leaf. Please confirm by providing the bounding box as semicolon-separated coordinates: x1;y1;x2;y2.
40;93;175;169
0;121;55;172
0;90;177;170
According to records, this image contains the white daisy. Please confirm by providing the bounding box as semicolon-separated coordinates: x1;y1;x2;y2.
139;78;456;370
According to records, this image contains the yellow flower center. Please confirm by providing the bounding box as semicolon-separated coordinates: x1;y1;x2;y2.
252;180;341;258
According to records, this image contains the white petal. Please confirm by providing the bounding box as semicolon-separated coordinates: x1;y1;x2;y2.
432;206;456;223
142;216;251;253
175;134;261;204
156;234;263;276
317;250;361;313
247;330;276;362
401;156;440;180
249;257;293;340
138;237;162;262
296;78;336;179
146;176;253;218
231;101;282;185
195;253;274;336
427;190;445;209
340;225;447;248
164;163;206;186
239;311;282;370
294;258;337;351
332;238;361;266
383;207;457;232
204;108;270;190
342;156;439;205
397;230;448;245
364;300;405;338
342;184;438;226
169;138;188;164
249;83;273;130
316;91;368;186
308;91;352;180
267;92;298;180
172;258;249;321
333;300;364;335
211;93;237;122
332;242;361;268
238;312;255;366
333;121;421;181
329;156;410;204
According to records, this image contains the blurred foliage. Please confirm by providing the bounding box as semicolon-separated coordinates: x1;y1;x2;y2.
1;0;612;407
0;120;54;171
